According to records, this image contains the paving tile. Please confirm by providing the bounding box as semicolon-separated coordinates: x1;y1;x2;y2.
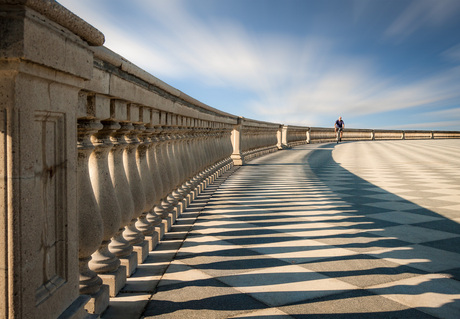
420;237;460;255
101;293;151;319
177;243;289;277
364;201;421;211
299;254;426;288
368;224;459;244
369;274;460;319
144;278;266;318
228;307;293;318
217;264;357;307
279;289;436;318
314;233;412;253
367;244;460;273
367;211;443;224
246;238;358;264
415;219;460;235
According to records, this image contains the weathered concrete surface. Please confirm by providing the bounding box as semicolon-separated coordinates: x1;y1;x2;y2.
103;139;460;318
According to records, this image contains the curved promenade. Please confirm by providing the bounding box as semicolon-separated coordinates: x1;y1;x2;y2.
103;139;460;318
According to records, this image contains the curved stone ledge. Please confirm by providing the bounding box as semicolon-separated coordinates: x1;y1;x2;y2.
91;46;237;123
1;0;105;46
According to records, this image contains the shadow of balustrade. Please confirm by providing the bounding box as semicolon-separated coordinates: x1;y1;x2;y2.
113;141;460;318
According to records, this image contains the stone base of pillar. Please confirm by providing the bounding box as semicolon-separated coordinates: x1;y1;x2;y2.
144;232;159;251
194;185;202;197
177;201;185;217
84;284;110;315
172;206;180;223
59;295;93;319
120;252;138;277
133;241;149;264
231;154;244;166
99;266;127;297
162;217;172;233
156;222;166;241
187;191;196;203
183;196;191;209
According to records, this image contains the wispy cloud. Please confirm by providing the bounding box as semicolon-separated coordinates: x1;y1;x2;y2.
442;44;460;64
58;0;460;130
384;0;460;42
384;120;460;130
421;107;460;120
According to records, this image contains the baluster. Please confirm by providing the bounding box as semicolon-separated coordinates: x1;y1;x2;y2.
153;127;174;221
137;124;160;250
164;127;181;221
148;128;167;236
198;129;210;189
107;120;138;277
190;128;202;199
175;128;193;211
183;128;197;204
88;120;125;297
77;118;108;313
123;122;149;263
203;128;214;187
171;127;188;215
188;129;201;195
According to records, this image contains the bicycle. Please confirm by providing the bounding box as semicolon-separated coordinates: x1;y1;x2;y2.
336;128;342;143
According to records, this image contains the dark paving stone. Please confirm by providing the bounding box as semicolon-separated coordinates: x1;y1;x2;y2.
440;267;460;281
415;219;460;235
223;235;308;246
299;254;427;288
143;277;266;318
314;233;412;253
420;237;460;255
279;289;437;319
327;216;401;229
405;208;444;218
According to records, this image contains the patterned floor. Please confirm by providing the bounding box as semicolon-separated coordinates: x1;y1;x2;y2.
104;140;460;319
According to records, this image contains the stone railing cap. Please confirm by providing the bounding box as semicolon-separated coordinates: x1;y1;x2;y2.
91;46;238;121
2;0;105;46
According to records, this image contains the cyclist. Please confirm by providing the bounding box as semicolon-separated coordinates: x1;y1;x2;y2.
334;116;344;142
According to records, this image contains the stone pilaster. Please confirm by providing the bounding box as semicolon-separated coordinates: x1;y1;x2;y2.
231;118;244;166
0;1;103;317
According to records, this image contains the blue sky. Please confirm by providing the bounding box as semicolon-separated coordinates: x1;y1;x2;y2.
58;0;460;130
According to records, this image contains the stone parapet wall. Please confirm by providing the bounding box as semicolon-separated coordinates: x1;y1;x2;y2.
240;118;281;162
1;1;460;318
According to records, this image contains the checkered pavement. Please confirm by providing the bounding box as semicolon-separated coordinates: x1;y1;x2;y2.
111;140;460;318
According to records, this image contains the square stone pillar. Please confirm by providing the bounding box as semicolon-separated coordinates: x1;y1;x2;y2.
279;125;288;149
0;1;103;318
231;117;244;166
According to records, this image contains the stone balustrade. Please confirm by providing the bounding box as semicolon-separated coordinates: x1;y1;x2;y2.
231;117;282;165
1;1;460;318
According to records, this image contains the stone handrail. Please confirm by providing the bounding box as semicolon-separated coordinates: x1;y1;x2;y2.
1;1;460;318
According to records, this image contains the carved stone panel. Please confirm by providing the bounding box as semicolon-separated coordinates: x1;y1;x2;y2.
33;111;67;305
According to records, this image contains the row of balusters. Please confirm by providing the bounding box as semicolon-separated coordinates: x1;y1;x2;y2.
77;118;234;297
241;128;279;153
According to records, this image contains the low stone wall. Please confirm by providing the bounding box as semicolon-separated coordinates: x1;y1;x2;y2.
1;1;460;318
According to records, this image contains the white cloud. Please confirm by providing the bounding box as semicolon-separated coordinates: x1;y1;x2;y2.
421;107;460;119
441;43;460;64
58;0;460;130
384;0;460;41
383;120;460;130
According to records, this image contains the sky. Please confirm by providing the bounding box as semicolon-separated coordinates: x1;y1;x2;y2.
57;0;460;130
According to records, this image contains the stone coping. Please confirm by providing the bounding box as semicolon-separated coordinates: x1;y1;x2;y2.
1;0;105;46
